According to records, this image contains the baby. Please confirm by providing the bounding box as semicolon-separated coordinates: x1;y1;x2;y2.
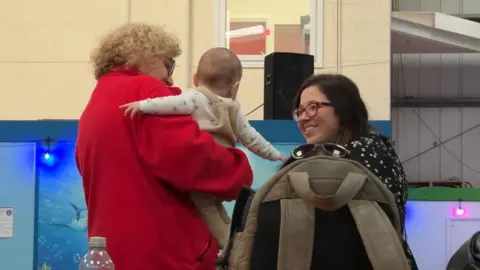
120;47;285;248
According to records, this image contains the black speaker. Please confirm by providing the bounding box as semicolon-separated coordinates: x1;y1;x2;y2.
264;52;314;120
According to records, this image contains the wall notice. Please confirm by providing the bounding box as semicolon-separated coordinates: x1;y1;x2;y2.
0;207;14;238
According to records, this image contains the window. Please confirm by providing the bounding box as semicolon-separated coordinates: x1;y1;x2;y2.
229;21;267;55
214;0;323;68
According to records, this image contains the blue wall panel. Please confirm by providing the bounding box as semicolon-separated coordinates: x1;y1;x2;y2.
35;142;87;270
0;120;391;143
0;143;36;270
0;119;391;269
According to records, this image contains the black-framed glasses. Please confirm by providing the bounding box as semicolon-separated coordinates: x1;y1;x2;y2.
165;57;175;77
292;101;333;121
291;143;350;160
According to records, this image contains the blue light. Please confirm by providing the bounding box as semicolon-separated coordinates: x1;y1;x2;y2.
405;201;414;223
36;142;71;176
40;152;57;167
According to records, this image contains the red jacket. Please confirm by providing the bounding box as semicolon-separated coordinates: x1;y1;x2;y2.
75;68;253;270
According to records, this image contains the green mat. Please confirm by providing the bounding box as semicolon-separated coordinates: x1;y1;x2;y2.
408;188;480;201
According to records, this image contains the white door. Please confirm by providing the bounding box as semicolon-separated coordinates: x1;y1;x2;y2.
446;219;480;266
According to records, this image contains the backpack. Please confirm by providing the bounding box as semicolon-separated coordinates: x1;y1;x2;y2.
218;143;411;270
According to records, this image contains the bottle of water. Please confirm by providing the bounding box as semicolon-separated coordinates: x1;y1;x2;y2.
79;237;115;270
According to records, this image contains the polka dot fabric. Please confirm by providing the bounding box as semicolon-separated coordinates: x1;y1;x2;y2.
346;130;418;269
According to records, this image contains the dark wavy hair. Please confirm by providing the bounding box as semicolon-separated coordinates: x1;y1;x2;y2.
294;73;370;143
281;74;371;168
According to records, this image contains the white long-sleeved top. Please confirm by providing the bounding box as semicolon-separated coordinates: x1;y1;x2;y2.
140;89;282;161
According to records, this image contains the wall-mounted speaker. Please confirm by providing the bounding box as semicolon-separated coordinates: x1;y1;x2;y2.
263;52;314;120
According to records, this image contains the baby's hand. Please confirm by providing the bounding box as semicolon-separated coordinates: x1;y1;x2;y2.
119;101;142;119
279;156;289;162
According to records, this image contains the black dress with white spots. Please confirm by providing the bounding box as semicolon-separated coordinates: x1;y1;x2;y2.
345;129;418;270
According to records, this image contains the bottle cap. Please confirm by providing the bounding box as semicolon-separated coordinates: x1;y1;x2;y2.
89;237;106;248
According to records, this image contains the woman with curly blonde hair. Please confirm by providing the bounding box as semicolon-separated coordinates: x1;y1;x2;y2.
90;23;181;82
76;23;253;270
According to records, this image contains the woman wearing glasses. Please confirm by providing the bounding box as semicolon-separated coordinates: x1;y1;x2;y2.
285;74;418;269
75;23;253;270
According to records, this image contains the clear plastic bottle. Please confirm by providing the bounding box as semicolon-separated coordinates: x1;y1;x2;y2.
79;237;115;270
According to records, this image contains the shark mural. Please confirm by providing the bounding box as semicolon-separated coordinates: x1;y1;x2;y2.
49;202;87;232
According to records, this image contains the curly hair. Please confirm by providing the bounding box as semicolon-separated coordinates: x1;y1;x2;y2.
91;23;182;79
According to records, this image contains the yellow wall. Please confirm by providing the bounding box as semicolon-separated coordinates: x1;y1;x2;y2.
230;0;310;24
0;0;390;121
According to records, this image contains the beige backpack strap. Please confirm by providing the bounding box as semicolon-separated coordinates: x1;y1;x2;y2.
288;171;366;210
273;171;365;269
277;198;315;270
228;163;300;270
288;171;410;270
348;200;411;270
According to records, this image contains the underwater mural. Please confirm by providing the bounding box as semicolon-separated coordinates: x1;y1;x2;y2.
34;142;297;269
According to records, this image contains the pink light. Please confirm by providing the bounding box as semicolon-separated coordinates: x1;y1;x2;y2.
455;207;465;216
264;28;271;36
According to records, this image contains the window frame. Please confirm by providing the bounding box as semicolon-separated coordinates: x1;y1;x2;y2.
214;0;324;68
